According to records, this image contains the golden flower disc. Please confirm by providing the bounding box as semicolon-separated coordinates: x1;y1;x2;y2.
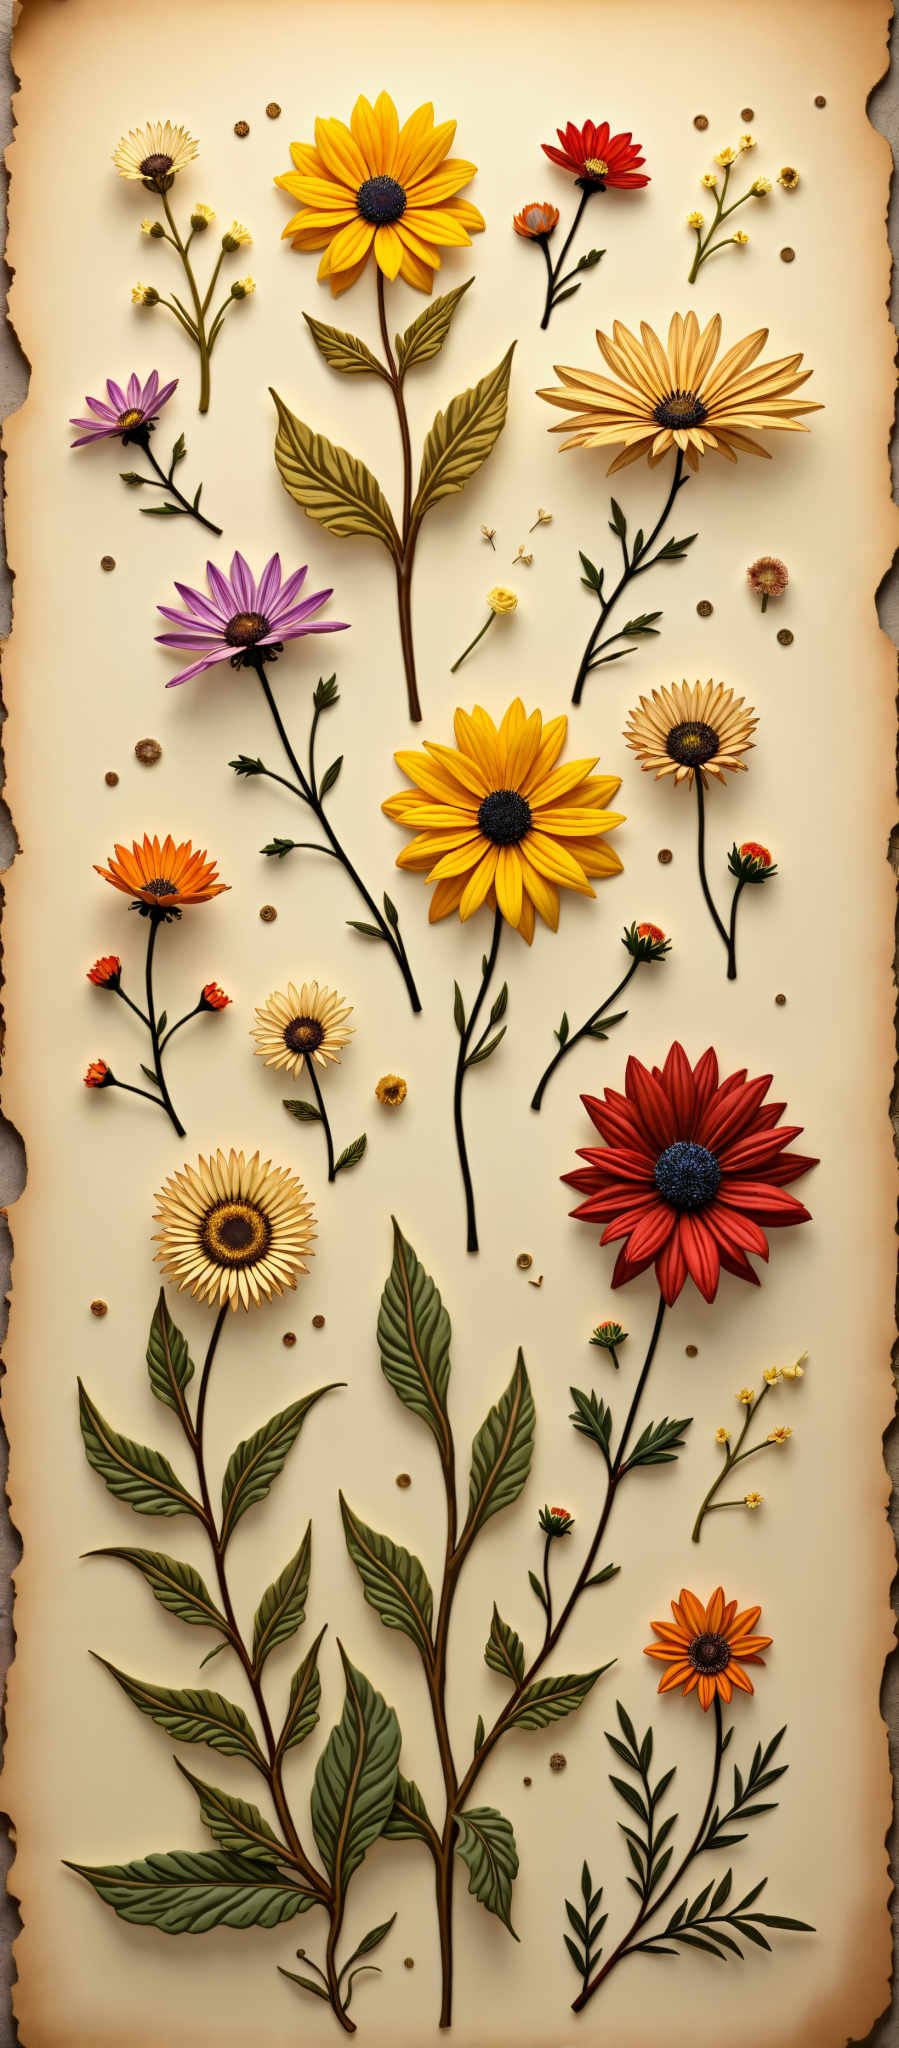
153;1148;315;1312
624;680;757;788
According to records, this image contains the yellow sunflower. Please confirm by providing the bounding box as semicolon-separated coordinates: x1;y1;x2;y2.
153;1148;315;1312
274;91;485;296
113;121;198;185
251;982;354;1077
382;699;624;943
624;681;757;786
538;310;821;472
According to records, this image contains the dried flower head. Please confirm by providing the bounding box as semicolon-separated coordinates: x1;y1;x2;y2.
513;201;560;239
591;1319;627;1352
737;1387;755;1405
701;172;718;189
539;1504;574;1537
780;1354;807;1381
778;166;800;190
131;282;160;306
623;919;670;962
733;230;749;246
487;586;518;613
190;203;215;229
223;220;252;250
200;982;231;1011
748;556;789;607
687;210;704;229
767;1425;792;1445
738;134;755;151
714;1426;730;1444
762;1365;781;1385
715;146;738;166
84;1058;113;1088
375;1073;407;1107
751;177;772;196
230;276;256;299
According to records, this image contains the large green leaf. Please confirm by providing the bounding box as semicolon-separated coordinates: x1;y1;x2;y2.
310;1646;400;1894
382;1773;436;1845
484;1604;525;1685
466;1351;535;1539
271;391;401;555
339;1496;434;1661
377;1218;451;1452
395;278;473;375
96;1658;265;1769
220;1384;337;1547
411;343;515;529
278;1626;326;1755
455;1806;519;1937
78;1382;200;1520
146;1289;194;1418
303;312;388;379
505;1667;609;1731
252;1524;312;1671
175;1762;288;1864
87;1549;226;1634
65;1849;315;1932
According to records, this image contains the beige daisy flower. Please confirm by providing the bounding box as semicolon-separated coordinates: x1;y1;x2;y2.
113;121;199;184
624;681;758;788
153;1148;315;1312
537;310;821;474
251;981;354;1076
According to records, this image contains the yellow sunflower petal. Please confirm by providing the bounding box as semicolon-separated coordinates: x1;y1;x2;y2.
495;845;524;927
459;845;499;919
314;114;367;189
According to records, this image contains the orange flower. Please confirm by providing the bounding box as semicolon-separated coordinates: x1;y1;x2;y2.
637;921;665;943
94;834;229;912
201;981;231;1010
513;201;560;239
644;1585;771;1710
84;1059;112;1088
87;955;121;987
739;841;772;868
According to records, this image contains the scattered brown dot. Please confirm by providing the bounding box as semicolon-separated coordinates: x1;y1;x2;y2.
234;120;250;137
266;102;282;119
741;108;755;122
696;599;713;618
777;628;794;646
516;1251;533;1271
100;554;116;572
775;992;787;1006
549;1752;567;1773
403;1958;415;1971
814;95;827;108
282;1331;297;1347
780;246;795;264
312;1313;326;1329
523;1776;532;1786
396;1473;412;1490
90;1299;108;1318
686;1344;698;1358
259;904;277;922
693;114;709;130
134;737;162;765
528;1274;544;1290
657;848;673;865
104;771;119;787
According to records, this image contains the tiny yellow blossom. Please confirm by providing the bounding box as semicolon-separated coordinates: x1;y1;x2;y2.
733;230;749;246
481;525;497;548
744;1492;763;1508
701;171;718;189
737;1387;755;1405
715;146;738;166
714;1426;730;1444
767;1425;793;1445
190;203;216;229
223;220;252;250
230;276;256;300
778;166;800;190
781;1354;807;1381
762;1366;780;1385
375;1073;407;1107
739;134;755;151
131;282;160;305
140;216;165;238
512;547;534;566
751;177;772;196
487;586;519;614
687;210;704;229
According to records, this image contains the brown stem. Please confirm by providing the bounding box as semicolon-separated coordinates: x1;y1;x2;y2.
376;269;421;722
435;1840;456;2029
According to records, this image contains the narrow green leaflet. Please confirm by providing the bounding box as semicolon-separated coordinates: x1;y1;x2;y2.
310;1647;401;1895
484;1605;525;1685
219;1384;338;1547
339;1496;434;1661
454;1807;519;1938
411;344;515;528
78;1381;200;1520
175;1762;288;1864
395;278;473;374
382;1773;436;1845
279;1626;326;1755
569;1385;613;1465
505;1667;609;1731
377;1219;452;1451
271;391;401;554
252;1524;312;1671
621;1415;692;1472
65;1849;315;1933
96;1659;266;1769
283;1098;322;1124
465;1350;535;1538
334;1135;367;1174
145;1290;194;1417
563;1860;607;1990
302;312;388;379
87;1549;226;1634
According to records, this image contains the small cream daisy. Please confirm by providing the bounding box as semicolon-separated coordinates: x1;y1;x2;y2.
762;1365;780;1384
715;146;738;166
733;230;749;245
114;120;198;185
687;210;704;229
251;981;354;1076
153;1148;315;1312
737;1386;755;1405
701;172;718;189
223;220;252;249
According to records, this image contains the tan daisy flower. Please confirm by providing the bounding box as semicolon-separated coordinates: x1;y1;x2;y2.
114;121;199;184
537;310;821;473
624;680;757;788
153;1148;315;1312
251;981;354;1076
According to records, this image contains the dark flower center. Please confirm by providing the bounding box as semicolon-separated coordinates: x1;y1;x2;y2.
284;1016;325;1054
201;1200;271;1268
225;610;269;648
118;408;144;430
654;1140;721;1212
478;788;532;846
140;152;174;177
143;877;178;898
688;1631;731;1675
654;388;708;429
357;175;407;225
665;719;720;767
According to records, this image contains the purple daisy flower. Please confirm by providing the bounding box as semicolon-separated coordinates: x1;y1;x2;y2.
156;552;350;687
70;370;178;447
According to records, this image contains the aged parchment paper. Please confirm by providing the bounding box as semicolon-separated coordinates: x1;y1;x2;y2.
1;0;897;2041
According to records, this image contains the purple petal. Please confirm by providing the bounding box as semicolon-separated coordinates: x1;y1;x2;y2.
126;372;141;408
156;628;231;651
229;551;256;610
106;380;128;414
84;395;119;420
142;370;160;406
255;554;284;615
70;426;119;446
268;589;335;630
268;566;314;620
153;378;179;413
164;649;235;687
260;618;349;642
171;578;228;629
206;560;237;614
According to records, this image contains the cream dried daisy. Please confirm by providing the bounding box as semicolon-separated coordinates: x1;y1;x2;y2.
153;1148;315;1311
624;680;757;787
251;981;354;1076
114;120;199;185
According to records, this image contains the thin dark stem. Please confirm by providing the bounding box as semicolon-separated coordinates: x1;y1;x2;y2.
113;985;151;1029
135;431;222;534
694;776;730;954
143;913;186;1138
572;451;688;706
541;1535;554;1639
726;878;744;981
108;1077;170;1109
531;959;639;1111
376;269;421;722
158;1003;203;1054
304;1057;336;1183
540;187;591;329
452;910;503;1254
450;611;495;673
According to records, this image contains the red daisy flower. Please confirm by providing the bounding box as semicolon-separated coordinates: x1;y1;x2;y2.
542;121;650;191
563;1042;817;1304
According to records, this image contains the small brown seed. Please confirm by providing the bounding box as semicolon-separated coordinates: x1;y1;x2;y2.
657;848;673;865
775;992;787;1006
266;102;281;119
523;1776;532;1786
814;95;827;108
234;119;250;137
696;599;713;618
259;904;277;922
134;737;162;765
312;1314;325;1329
693;114;709;130
777;629;794;646
741;108;755;122
396;1473;412;1490
403;1958;415;1971
549;1752;567;1773
104;771;119;787
100;555;116;572
686;1344;698;1358
90;1300;108;1318
516;1252;533;1271
780;246;795;263
282;1332;297;1347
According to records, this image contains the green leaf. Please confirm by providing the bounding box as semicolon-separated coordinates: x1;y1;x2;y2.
621;1415;692;1471
271;390;401;554
156;1011;168;1037
411;343;515;528
252;1524;312;1670
339;1496;434;1660
395;278;473;374
488;982;508;1025
453;981;466;1033
346;920;385;938
140;1064;162;1086
279;1967;330;2002
95;1659;265;1769
220;1385;338;1547
382;1773;436;1845
303;311;388;379
484;1605;525;1685
455;1807;519;1938
86;1549;226;1634
655;531;698;559
382;893;399;927
141;501;186;518
78;1382;200;1520
230;754;267;777
310;1646;401;1889
319;755;343;798
620;612;663;637
313;673;339;709
279;1627;326;1754
474;1713;486;1753
283;1097;322;1124
464;1025;507;1069
609;498;628;538
579;551;604;593
575;248;605;272
175;1762;287;1864
528;1568;548;1613
170;432;187;466
585;1562;620;1589
377;1219;452;1452
334;1134;367;1174
339;1912;398;1987
466;1351;534;1538
552;284;582;307
66;1848;314;1932
556;1012;570;1046
119;470;144;485
568;1385;613;1463
505;1667;608;1731
146;1290;195;1418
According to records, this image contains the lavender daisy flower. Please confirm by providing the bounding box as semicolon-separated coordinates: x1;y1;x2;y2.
156;552;349;686
70;370;178;446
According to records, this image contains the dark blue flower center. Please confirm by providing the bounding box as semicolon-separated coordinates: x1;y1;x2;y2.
654;1139;721;1212
666;719;720;767
357;175;407;225
478;788;532;846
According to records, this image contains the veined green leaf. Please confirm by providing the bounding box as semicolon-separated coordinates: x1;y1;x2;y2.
466;1350;534;1538
411;343;515;529
271;390;401;555
377;1219;452;1452
310;1646;401;1892
252;1524;312;1670
484;1605;525;1685
339;1496;434;1659
303;312;388;379
146;1290;194;1417
279;1626;326;1755
505;1666;609;1731
86;1549;226;1634
395;278;473;374
220;1384;338;1547
78;1382;200;1520
95;1658;265;1769
174;1761;288;1864
455;1807;519;1937
382;1773;436;1845
65;1848;314;1932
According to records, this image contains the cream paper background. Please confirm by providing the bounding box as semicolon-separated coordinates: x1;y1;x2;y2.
2;0;897;2041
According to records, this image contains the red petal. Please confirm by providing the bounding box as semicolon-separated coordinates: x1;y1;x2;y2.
611;1243;654;1288
762;1151;819;1185
624;1203;677;1262
717;1127;802;1172
655;1230;688;1303
660;1042;697;1131
702;1202;769;1258
691;1047;720;1120
699;1072;771;1151
626;1055;678;1149
678;1215;720;1302
717;1179;812;1224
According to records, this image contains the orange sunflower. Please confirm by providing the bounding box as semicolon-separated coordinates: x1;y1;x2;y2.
94;834;229;913
382;699;625;942
644;1586;772;1710
274;91;485;296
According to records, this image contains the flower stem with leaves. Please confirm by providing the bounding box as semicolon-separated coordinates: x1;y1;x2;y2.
687;154;771;283
573;453;695;705
120;426;221;532
692;1361;804;1543
694;784;777;980
537;193;604;329
452;909;507;1253
531;923;670;1112
284;1060;367;1185
142;195;252;414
